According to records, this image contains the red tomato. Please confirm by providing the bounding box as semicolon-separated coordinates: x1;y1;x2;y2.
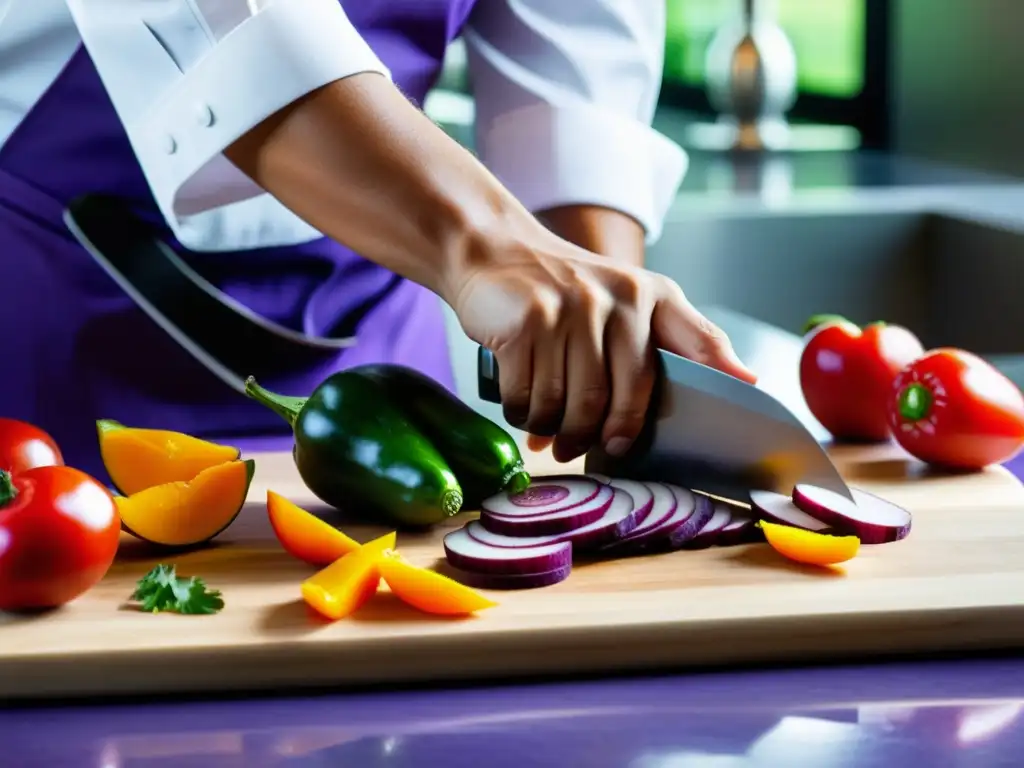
0;418;63;474
799;316;925;441
0;465;120;611
887;349;1024;469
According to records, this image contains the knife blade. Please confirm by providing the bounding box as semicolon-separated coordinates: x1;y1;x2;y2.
477;344;853;503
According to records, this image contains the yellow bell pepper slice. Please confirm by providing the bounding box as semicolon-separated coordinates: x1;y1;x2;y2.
761;521;860;567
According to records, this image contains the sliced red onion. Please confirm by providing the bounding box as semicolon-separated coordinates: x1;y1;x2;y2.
479;483;614;536
792;484;912;544
681;502;732;550
749;490;830;532
661;488;717;549
481;476;600;518
600;482;677;554
586;473;611;484
443;528;571;575
606;478;655;525
448;563;572;590
466;487;639;551
716;511;760;546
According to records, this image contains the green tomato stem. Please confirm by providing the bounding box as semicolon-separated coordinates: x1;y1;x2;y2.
802;314;850;334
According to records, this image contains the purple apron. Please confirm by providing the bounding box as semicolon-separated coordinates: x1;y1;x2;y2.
0;0;477;480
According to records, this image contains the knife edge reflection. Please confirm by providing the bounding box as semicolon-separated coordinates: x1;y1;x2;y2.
583;349;852;503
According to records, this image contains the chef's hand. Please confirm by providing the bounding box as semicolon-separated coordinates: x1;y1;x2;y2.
523;204;648;455
450;223;757;463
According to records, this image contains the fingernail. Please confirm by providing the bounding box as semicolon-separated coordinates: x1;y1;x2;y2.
604;437;633;457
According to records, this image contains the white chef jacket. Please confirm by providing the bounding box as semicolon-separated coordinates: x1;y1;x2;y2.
0;0;687;253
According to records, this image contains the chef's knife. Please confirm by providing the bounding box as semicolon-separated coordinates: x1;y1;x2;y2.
62;194;357;395
477;345;853;503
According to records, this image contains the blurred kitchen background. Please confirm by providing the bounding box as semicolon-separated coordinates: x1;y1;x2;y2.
431;0;1024;406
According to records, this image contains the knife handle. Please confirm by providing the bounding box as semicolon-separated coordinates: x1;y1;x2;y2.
477;346;502;404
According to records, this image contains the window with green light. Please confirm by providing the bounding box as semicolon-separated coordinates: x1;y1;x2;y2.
664;0;865;98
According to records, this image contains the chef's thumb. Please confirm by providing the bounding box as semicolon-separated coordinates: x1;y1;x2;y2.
652;300;758;385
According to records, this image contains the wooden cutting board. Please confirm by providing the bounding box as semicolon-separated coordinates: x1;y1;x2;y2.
2;444;1023;702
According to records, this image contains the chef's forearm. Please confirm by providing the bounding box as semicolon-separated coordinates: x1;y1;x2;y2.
537;205;646;267
224;73;527;302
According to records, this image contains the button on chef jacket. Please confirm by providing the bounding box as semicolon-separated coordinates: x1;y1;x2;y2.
0;0;688;480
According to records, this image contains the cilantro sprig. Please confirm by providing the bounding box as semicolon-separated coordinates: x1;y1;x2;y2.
131;564;225;615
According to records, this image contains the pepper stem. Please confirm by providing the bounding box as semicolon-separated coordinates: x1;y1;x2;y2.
442;489;464;518
505;469;532;496
244;376;307;427
802;314;850;335
0;471;16;507
898;382;933;421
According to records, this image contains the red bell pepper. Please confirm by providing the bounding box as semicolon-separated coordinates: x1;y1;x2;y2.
887;349;1024;469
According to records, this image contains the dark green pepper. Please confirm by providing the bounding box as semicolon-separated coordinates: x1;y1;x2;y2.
244;374;462;528
350;364;530;509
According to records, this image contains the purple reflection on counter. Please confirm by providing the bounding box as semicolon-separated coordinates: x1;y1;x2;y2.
3;659;1024;767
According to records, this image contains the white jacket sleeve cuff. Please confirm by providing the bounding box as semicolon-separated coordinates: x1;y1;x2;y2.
476;101;687;245
90;0;390;228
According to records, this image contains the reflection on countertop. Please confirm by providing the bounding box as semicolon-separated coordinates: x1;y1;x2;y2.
3;658;1024;767
650;103;1020;194
677;148;1020;199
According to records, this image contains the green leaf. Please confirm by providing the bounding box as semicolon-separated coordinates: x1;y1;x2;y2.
132;564;176;600
174;578;225;615
130;564;224;615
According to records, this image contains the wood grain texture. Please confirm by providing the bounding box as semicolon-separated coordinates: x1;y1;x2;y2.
1;444;1022;701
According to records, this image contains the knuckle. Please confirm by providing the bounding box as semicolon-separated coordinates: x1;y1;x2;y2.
574;383;610;414
504;382;533;404
548;367;568;391
501;386;532;421
654;271;679;289
566;270;613;316
606;406;647;436
605;417;645;443
526;289;562;328
526;381;567;436
594;290;616;318
567;283;599;314
656;273;686;301
532;391;565;420
698;318;729;349
538;378;567;406
609;270;644;305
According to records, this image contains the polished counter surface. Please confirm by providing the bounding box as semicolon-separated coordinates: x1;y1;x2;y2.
4;658;1024;767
